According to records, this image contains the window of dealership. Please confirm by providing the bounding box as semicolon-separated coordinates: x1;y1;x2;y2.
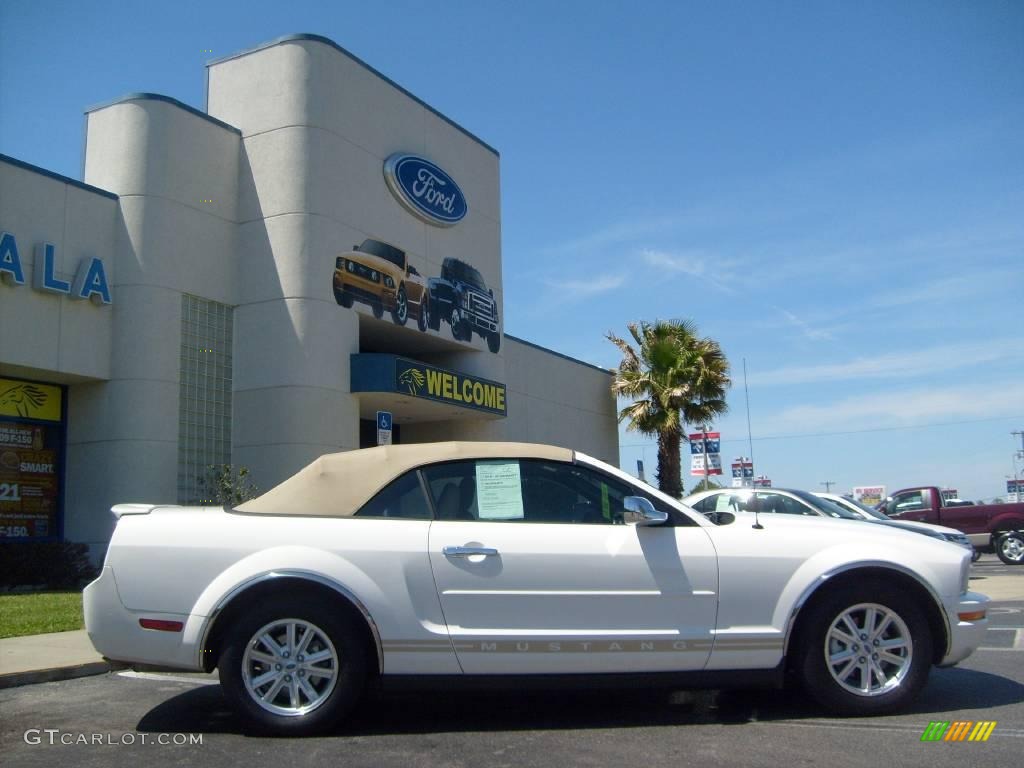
0;34;618;556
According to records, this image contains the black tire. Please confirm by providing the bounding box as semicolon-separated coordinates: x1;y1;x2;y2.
371;300;384;320
995;531;1024;565
219;596;369;736
428;296;441;331
487;330;501;353
416;296;428;332
391;284;408;326
450;309;467;341
335;287;354;308
796;584;932;715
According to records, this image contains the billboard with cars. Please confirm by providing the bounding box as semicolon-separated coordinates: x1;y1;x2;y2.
330;153;501;354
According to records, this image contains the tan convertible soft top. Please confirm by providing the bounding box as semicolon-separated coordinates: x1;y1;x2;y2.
234;441;574;517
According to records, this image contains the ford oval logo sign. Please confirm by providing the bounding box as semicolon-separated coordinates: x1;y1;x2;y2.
383;154;467;227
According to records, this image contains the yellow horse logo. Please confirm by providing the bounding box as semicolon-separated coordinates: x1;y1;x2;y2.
398;367;425;396
0;384;49;418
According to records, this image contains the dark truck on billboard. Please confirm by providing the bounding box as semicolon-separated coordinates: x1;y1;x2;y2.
884;486;1024;565
427;257;501;353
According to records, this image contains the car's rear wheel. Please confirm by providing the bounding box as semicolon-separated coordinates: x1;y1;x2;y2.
391;285;408;326
797;585;932;715
219;596;368;735
487;330;500;353
995;531;1024;565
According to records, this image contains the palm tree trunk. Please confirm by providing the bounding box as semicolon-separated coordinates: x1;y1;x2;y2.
656;427;683;499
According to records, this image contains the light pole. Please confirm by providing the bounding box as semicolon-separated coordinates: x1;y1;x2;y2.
820;480;836;493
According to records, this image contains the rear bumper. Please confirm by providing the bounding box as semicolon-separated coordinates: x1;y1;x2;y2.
83;566;202;671
938;590;989;667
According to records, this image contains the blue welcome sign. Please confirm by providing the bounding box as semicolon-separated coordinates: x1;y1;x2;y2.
383;154;467;227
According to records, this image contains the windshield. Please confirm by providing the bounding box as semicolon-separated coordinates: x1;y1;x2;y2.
839;495;888;520
448;259;487;291
788;489;862;520
358;239;405;269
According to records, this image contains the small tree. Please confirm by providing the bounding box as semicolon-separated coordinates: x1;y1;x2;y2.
202;464;259;506
607;319;731;499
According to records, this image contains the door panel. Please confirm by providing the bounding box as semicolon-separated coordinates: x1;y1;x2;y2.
428;520;719;674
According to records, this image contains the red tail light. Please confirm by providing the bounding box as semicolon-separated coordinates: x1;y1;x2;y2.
139;618;184;632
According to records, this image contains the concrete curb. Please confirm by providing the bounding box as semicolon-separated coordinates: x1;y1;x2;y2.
0;660;111;690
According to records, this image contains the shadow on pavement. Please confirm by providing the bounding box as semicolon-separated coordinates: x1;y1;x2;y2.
135;665;1024;737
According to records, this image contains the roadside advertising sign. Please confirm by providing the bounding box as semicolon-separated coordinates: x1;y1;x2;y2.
853;486;886;507
689;432;722;476
731;457;754;488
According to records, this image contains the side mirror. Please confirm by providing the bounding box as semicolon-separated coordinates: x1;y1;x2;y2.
408;265;418;276
623;496;668;527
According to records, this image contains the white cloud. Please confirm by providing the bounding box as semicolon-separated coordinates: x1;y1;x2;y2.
756;380;1024;436
869;270;1011;310
544;273;626;300
641;248;708;276
775;308;835;342
749;338;1024;387
639;247;738;294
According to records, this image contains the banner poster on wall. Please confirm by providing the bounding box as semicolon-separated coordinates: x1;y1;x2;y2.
689;432;723;476
754;475;772;488
0;379;64;540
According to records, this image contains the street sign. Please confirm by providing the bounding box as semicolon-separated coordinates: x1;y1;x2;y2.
376;410;393;446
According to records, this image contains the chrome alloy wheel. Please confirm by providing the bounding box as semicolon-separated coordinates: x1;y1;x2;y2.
242;618;339;716
999;534;1024;562
825;603;912;697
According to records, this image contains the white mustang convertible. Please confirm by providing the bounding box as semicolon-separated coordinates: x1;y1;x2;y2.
84;442;988;735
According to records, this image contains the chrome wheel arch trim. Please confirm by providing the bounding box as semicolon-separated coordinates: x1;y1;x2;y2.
781;560;951;662
198;569;384;674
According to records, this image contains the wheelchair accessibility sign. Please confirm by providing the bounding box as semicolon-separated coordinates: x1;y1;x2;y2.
377;411;393;446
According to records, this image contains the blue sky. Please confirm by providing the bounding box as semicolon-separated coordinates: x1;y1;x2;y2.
2;0;1021;500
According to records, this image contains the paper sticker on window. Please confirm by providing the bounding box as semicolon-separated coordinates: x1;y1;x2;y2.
715;495;736;513
475;461;524;520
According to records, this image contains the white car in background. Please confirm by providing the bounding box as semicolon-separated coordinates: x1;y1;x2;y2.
85;443;988;735
815;492;977;560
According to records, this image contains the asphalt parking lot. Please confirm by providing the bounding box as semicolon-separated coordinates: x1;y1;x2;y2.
3;560;1022;768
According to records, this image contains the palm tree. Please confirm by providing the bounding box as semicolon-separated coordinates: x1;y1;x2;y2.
607;319;731;498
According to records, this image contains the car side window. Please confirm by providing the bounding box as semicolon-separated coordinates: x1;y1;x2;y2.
755;492;812;515
889;490;926;514
354;470;432;519
520;460;634;524
422;459;669;525
689;495;718;514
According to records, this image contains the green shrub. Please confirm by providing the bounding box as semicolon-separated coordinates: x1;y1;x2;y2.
0;541;98;589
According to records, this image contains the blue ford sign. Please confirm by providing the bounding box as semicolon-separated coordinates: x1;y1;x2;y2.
383;154;467;227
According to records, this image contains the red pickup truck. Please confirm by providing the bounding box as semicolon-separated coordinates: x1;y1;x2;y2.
884;486;1024;565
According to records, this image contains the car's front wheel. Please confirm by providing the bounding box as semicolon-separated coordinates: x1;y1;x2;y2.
796;584;932;715
219;597;368;735
391;285;408;326
995;531;1024;565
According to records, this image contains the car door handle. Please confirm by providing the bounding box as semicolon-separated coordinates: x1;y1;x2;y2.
443;546;499;558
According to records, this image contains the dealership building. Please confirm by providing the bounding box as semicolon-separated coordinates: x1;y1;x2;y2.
0;34;618;554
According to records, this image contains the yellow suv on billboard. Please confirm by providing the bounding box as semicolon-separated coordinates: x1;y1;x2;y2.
332;238;429;330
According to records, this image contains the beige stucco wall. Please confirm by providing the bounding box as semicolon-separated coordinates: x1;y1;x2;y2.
0;34;620;554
